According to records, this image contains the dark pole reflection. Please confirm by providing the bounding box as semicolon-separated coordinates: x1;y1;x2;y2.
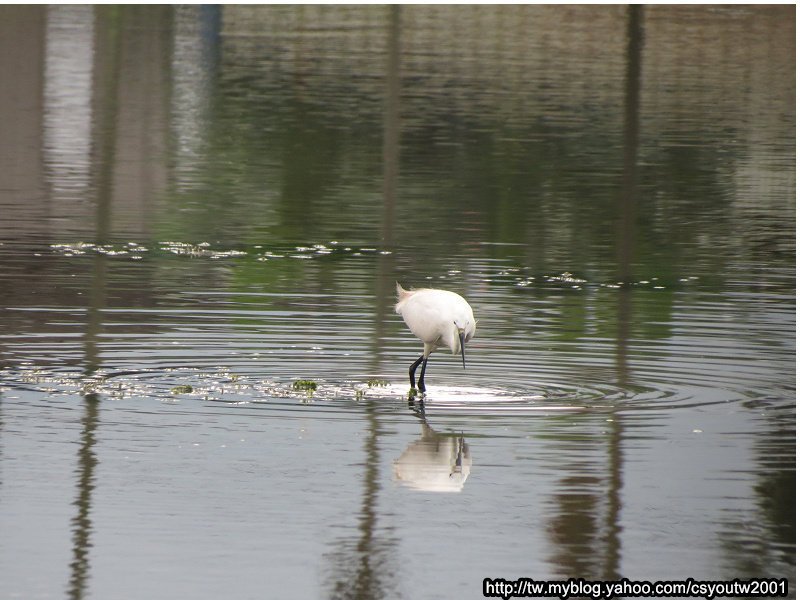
325;9;403;598
381;5;401;249
377;5;402;363
605;4;644;580
67;390;101;600
549;8;644;579
617;4;642;288
615;2;644;387
67;7;123;599
326;394;397;600
356;412;385;594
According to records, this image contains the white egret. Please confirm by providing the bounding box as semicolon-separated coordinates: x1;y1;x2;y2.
395;282;477;393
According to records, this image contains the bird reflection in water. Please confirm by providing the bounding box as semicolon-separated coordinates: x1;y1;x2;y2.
393;419;472;493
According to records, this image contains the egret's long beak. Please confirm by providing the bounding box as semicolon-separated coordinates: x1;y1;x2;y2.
459;330;466;370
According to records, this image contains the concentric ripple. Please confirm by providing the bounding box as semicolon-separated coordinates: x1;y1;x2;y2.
1;245;794;425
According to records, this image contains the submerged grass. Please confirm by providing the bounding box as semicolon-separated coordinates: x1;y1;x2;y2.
170;384;194;394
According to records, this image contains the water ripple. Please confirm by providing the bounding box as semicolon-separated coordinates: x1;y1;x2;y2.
1;249;793;423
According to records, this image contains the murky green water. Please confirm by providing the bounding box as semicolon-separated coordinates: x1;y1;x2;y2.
0;5;795;600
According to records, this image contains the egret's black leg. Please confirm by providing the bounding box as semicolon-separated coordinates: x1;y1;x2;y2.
417;357;429;393
409;355;424;389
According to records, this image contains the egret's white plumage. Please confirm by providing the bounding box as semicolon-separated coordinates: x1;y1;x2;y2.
395;283;476;393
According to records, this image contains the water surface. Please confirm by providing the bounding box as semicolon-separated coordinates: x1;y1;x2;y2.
0;6;795;600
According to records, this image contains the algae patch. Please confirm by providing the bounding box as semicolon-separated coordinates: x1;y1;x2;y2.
292;380;317;392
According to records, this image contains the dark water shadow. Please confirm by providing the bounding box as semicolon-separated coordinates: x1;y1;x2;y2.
548;6;642;579
324;9;404;600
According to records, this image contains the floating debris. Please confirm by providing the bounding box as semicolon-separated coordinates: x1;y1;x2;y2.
50;241;150;258
49;241;395;264
170;384;194;394
546;272;587;284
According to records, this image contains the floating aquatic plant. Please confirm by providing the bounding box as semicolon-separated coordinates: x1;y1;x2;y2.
292;380;317;392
